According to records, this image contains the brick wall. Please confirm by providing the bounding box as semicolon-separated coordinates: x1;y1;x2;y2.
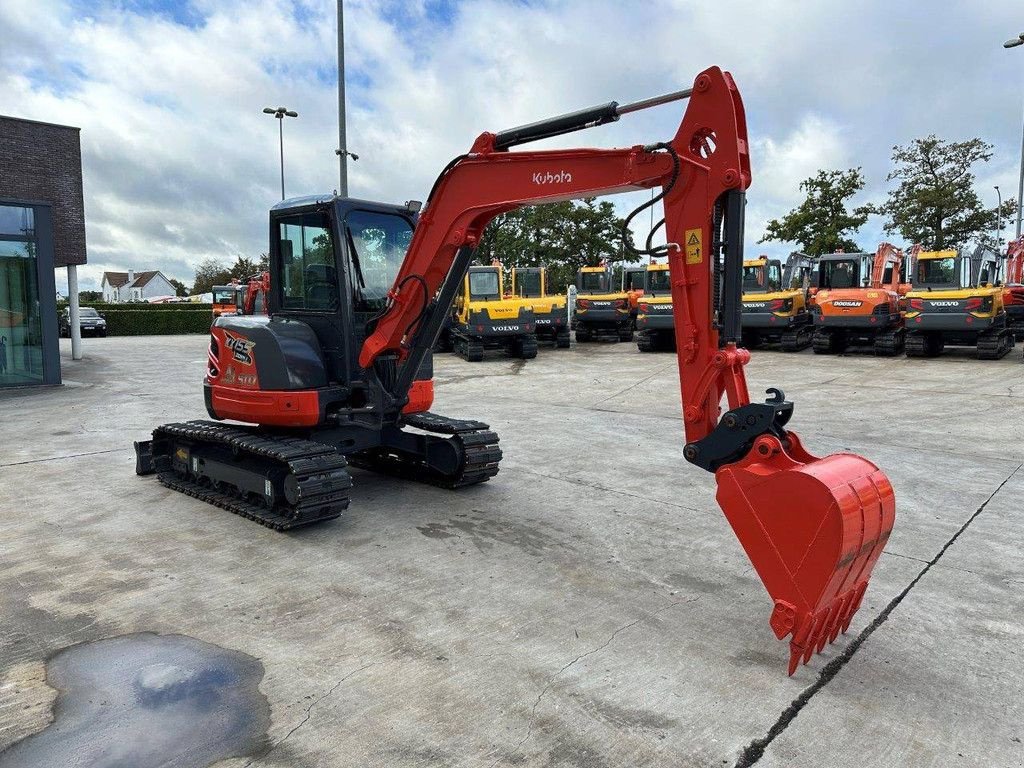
0;115;87;267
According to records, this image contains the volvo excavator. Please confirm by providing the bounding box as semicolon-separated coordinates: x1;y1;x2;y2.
134;68;894;674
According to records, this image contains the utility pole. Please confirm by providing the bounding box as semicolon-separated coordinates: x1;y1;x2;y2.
337;0;349;196
1004;32;1024;237
995;185;1003;250
263;106;298;200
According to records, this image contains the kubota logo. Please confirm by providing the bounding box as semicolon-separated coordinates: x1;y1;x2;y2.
832;300;862;307
931;300;960;307
532;170;573;185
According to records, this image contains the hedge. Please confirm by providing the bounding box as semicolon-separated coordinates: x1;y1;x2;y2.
58;301;213;312
101;309;213;336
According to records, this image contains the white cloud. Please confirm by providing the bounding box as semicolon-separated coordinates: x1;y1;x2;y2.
2;0;1022;292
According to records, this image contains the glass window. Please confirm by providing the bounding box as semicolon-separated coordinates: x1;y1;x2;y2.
579;271;607;292
80;307;99;317
767;262;782;291
468;270;500;300
278;212;338;311
743;264;767;292
917;258;958;287
819;259;861;289
647;269;671;293
212;287;236;304
0;205;33;237
515;270;543;298
344;210;414;312
625;270;646;291
0;235;44;386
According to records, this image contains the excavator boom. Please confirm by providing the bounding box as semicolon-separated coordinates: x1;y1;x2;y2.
360;67;895;674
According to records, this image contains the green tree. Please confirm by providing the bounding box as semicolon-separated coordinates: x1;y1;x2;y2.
168;278;188;297
760;168;871;254
228;253;270;280
191;258;231;295
873;136;1016;249
477;198;629;289
78;290;102;303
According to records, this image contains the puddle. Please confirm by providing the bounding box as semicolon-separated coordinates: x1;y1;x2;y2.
0;632;270;768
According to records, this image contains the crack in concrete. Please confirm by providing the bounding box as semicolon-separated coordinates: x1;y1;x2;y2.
244;660;380;766
512;465;705;514
881;550;930;565
733;463;1022;768
0;449;122;468
590;362;676;406
489;599;693;768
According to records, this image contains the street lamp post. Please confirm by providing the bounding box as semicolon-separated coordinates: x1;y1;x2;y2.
1004;32;1024;238
995;185;1003;250
335;147;359;195
263;106;298;200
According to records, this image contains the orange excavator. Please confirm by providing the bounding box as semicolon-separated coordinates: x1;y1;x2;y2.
1004;236;1024;341
811;243;906;355
134;68;894;674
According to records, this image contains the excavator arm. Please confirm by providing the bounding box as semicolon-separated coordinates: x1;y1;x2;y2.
871;243;902;290
361;67;895;674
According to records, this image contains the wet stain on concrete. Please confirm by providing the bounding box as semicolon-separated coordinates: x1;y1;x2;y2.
0;632;270;768
416;512;569;555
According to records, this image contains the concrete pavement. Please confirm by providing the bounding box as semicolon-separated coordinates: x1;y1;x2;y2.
0;335;1021;767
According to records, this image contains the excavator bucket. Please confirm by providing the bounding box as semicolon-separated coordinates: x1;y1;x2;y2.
715;431;895;674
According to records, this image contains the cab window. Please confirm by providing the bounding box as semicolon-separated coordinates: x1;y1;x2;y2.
743;265;767;292
767;263;782;291
515;270;543;298
647;269;671;293
819;259;860;289
278;211;338;311
345;210;414;312
625;270;646;291
917;258;958;287
468;270;501;300
579;272;607;292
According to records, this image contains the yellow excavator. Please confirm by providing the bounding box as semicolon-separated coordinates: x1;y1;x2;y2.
508;266;570;348
573;264;638;342
635;262;674;351
449;262;538;361
740;253;816;351
904;246;1014;359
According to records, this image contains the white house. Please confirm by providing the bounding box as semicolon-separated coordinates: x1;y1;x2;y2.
101;269;177;302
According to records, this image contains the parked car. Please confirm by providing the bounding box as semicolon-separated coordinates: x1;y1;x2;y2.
59;306;107;337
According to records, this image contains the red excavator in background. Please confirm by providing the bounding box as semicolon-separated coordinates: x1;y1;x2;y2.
135;67;894;675
811;243;906;355
1003;236;1024;341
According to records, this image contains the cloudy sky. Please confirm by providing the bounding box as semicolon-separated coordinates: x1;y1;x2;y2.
3;0;1023;293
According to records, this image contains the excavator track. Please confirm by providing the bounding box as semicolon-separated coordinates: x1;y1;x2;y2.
144;421;352;531
872;328;905;356
348;412;502;489
779;324;814;352
977;329;1014;360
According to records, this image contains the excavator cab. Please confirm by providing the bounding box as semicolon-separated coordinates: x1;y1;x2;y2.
509;267;569;348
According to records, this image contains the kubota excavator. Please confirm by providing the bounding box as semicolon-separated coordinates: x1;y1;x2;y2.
811;243;906;356
134;67;894;674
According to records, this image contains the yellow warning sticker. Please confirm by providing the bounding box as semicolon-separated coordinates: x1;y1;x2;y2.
685;229;702;264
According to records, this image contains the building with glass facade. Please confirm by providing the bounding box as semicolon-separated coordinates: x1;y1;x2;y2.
0;116;87;387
